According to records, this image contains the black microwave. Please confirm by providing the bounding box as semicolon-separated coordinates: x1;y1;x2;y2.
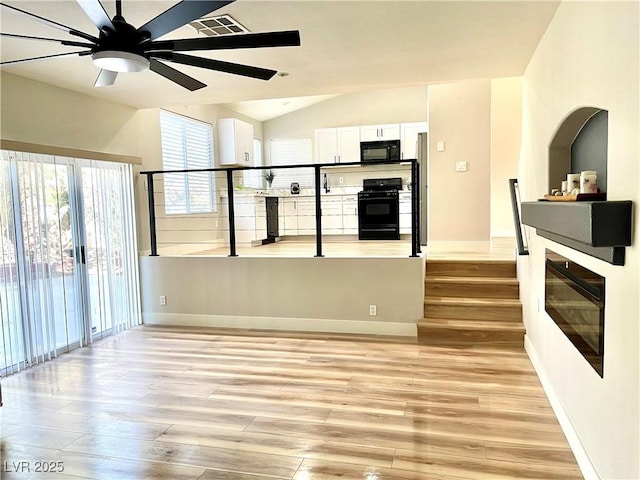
360;140;401;163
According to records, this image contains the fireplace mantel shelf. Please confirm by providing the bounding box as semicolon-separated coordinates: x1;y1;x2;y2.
521;200;633;265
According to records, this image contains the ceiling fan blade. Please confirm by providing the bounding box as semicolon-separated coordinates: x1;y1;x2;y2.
152;52;277;81
149;58;206;91
0;2;98;43
147;30;301;53
137;0;235;41
0;50;92;66
76;0;114;32
94;69;118;87
0;32;95;49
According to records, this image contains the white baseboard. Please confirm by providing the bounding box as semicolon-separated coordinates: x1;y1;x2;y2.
490;229;515;238
143;312;417;337
524;335;600;480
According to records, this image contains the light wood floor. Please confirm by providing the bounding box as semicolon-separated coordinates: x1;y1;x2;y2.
187;237;517;261
0;325;582;480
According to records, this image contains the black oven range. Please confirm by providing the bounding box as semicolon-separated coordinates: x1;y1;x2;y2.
358;177;402;240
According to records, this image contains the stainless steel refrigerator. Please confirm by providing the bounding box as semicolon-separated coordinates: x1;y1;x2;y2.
416;132;429;245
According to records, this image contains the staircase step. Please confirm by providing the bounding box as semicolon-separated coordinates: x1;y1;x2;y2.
426;260;516;278
426;276;519;299
418;318;525;347
424;297;522;322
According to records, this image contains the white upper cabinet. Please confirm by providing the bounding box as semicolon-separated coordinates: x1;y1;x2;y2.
336;127;361;163
218;118;254;166
315;128;338;164
359;124;401;142
400;122;428;159
314;127;360;164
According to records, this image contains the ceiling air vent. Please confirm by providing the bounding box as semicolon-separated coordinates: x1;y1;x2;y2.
189;15;249;36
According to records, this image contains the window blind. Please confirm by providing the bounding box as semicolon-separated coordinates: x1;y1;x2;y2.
160;110;216;214
270;138;313;189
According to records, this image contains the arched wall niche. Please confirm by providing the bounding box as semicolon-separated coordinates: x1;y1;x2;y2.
548;106;608;193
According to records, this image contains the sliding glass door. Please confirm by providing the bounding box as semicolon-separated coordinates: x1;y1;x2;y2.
78;160;140;339
0;151;140;375
0;156;25;372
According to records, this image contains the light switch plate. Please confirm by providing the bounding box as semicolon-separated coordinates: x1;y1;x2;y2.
455;161;468;172
436;141;445;152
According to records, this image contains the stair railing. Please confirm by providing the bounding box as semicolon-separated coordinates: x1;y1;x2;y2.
509;178;529;255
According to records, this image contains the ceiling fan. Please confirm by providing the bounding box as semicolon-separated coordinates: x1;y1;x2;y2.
0;0;301;90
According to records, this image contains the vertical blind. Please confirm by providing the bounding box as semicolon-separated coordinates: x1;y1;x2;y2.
270;138;313;189
160;110;216;214
0;151;140;376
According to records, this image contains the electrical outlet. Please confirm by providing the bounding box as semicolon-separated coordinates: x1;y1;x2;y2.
369;304;377;316
160;295;166;306
339;177;344;184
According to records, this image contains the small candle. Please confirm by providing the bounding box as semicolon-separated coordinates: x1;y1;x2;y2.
567;173;581;192
580;171;598;194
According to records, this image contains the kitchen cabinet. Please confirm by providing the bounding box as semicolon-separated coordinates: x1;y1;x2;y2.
218;118;254;166
221;195;266;243
281;195;359;237
360;124;401;142
315;127;360;164
399;192;412;234
282;197;319;236
342;194;358;234
296;197;317;235
400;122;428;159
255;197;267;240
282;197;299;235
321;196;343;234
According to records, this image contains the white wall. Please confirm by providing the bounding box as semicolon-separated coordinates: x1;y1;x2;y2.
140;256;424;336
518;2;639;479
491;77;522;237
0;73;140;158
264;86;428;143
428;79;492;241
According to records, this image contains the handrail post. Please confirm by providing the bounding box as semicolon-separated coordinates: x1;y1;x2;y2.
314;165;324;257
146;173;158;256
410;160;418;257
226;169;238;257
509;178;529;255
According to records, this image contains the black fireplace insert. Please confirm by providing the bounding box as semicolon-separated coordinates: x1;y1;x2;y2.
545;249;605;376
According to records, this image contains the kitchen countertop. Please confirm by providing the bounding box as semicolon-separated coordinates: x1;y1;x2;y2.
222;189;359;198
222;187;413;198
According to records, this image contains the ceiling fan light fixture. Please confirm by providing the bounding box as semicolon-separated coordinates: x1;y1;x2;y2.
92;51;149;73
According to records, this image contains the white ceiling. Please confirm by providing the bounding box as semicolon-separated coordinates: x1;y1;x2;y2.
0;1;560;121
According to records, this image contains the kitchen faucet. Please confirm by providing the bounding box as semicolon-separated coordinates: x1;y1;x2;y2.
323;173;330;193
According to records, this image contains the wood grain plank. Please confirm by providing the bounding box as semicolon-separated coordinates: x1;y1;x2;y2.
393;448;583;480
63;434;303;478
0;326;582;480
157;424;396;467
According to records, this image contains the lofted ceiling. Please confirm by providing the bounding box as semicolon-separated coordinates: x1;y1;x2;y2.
0;1;560;120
